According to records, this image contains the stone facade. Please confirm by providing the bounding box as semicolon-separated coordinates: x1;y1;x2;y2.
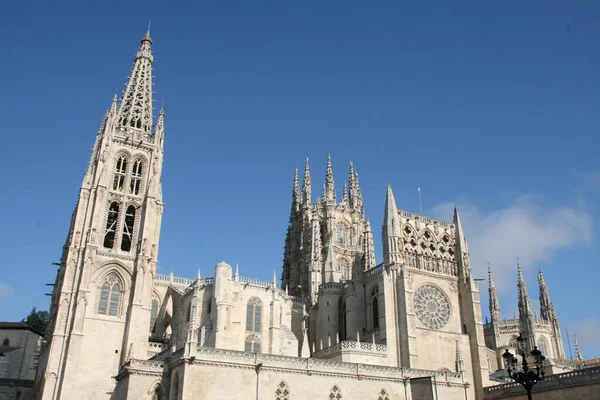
33;31;574;400
0;323;42;400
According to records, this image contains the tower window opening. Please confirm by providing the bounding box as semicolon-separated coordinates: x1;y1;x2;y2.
103;202;120;249
336;224;349;246
120;206;136;251
150;298;159;334
113;156;128;191
246;297;262;333
341;262;350;280
98;273;122;317
130;160;143;195
372;295;379;330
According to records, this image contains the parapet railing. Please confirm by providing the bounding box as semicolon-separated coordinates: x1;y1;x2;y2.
398;209;452;228
238;276;275;288
155;273;195;286
364;263;384;277
313;340;388;358
484;366;600;398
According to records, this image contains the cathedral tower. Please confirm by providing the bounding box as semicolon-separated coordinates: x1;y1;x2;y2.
37;30;165;400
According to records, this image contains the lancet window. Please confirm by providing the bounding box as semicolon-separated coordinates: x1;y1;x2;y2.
113;155;128;191
103;202;120;249
245;297;262;352
120;205;136;251
130;159;143;195
98;273;122;317
538;337;550;358
246;297;262;333
150;298;159;334
372;289;380;330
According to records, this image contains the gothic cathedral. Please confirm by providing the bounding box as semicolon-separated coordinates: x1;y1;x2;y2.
35;32;566;400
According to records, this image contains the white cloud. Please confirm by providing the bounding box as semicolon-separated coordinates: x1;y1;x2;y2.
0;282;15;302
431;196;592;293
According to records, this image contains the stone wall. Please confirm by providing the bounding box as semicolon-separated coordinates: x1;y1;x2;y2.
484;366;600;399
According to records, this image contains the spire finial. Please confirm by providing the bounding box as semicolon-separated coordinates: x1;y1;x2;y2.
488;263;501;323
324;154;335;203
301;157;311;205
197;268;201;280
574;336;583;361
273;270;277;287
455;340;465;372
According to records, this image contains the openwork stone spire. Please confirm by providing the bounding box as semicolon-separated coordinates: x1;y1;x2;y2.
517;262;536;352
488;264;501;323
117;29;154;134
291;168;300;213
301;157;311;205
324;154;335;203
538;267;556;321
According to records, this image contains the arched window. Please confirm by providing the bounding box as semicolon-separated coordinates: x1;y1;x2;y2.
103;202;120;249
151;385;162;400
509;336;518;348
149;298;159;334
377;389;390;400
246;298;262;333
336;223;349;246
341;262;350;280
113;155;128;191
130;159;143;195
538;337;550;358
98;273;122;316
244;334;261;353
275;381;290;400
2;338;8;346
372;295;379;330
329;385;342;400
120;205;136;251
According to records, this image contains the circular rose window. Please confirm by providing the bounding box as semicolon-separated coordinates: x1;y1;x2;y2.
414;285;450;330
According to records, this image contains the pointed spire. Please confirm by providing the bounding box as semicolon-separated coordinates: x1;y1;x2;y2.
272;270;277;287
348;161;357;207
517;262;536;352
341;181;348;204
117;30;155;135
301;157;311;205
324;154;336;203
234;263;239;281
538;266;555;321
292;168;300;212
383;184;402;265
453;206;468;252
354;171;363;210
488;264;501;323
574;337;583;362
383;184;401;237
197;268;201;280
301;329;310;358
455;341;465;372
154;107;165;148
363;220;376;270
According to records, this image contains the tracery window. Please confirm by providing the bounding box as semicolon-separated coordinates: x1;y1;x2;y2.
103;202;120;249
244;334;261;353
329;385;342;400
130;159;143;195
120;205;136;251
275;380;290;400
246;297;262;333
98;273;122;317
113;155;128;191
538;337;550;358
377;389;390;400
509;337;518;348
341;262;350;280
336;224;349;246
414;285;450;330
149;298;159;334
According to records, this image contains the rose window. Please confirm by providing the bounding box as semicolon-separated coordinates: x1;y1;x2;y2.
414;285;450;330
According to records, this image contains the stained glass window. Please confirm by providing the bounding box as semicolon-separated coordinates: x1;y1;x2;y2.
98;273;121;317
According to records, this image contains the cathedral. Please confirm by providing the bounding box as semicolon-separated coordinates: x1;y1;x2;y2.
33;31;567;400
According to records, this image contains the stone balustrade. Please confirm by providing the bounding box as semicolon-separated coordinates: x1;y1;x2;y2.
313;340;387;359
398;209;452;228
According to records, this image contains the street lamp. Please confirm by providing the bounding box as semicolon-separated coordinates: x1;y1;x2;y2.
502;333;546;400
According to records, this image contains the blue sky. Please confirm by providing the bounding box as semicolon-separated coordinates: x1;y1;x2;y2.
1;1;599;358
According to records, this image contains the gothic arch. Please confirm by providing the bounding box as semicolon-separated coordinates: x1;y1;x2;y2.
537;336;551;358
147;380;164;400
95;271;125;317
422;228;437;244
91;260;133;280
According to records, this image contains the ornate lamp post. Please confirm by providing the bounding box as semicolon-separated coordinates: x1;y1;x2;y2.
502;333;546;400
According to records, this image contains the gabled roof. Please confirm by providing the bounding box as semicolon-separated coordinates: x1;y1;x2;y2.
0;322;43;336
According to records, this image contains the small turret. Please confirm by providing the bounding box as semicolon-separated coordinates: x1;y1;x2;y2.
363;220;376;270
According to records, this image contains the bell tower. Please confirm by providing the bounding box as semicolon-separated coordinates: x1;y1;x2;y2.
37;30;166;400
